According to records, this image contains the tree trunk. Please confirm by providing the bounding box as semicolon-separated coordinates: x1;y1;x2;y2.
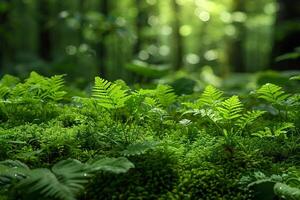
271;0;300;70
0;0;10;73
38;0;52;61
171;0;183;70
97;0;109;78
227;0;246;72
134;0;143;55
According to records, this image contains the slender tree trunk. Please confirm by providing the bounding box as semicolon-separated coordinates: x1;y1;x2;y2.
0;0;10;73
97;0;109;78
171;0;183;70
227;0;246;72
271;0;300;70
134;0;143;55
38;0;52;61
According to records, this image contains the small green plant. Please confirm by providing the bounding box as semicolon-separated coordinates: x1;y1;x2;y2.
0;157;134;200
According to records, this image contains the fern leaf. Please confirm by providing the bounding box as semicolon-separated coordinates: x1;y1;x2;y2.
274;182;300;199
252;123;294;138
143;97;161;108
199;108;221;122
217;96;243;120
92;77;129;109
273;122;295;137
89;157;134;174
121;141;159;156
257;83;289;104
0;160;29;187
198;85;223;106
47;75;67;101
155;85;177;107
237;110;266;129
16;168;78;200
0;157;133;200
51;159;90;190
290;75;300;81
0;85;10;99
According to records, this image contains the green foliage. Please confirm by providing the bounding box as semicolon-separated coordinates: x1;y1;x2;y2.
0;72;299;199
252;122;295;139
121;141;159;156
256;83;289;105
0;157;134;200
199;85;224;107
92;77;129;109
217;96;243;120
155;85;177;107
274;183;300;200
237;110;266;130
241;169;300;200
9;72;66;102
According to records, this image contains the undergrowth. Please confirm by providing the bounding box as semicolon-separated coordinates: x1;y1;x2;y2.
0;72;299;200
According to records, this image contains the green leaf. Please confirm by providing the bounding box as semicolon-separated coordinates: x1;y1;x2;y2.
237;110;266;129
92;77;129;109
274;182;300;200
89;157;134;174
217;96;243;120
256;83;289;104
198;85;223;107
121;141;159;156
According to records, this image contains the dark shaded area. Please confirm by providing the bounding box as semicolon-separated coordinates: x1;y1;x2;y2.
271;0;300;70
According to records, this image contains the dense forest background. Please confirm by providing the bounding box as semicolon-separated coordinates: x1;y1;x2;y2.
0;0;299;86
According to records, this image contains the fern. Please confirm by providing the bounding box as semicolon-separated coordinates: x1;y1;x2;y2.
252;123;295;138
0;85;10;99
198;108;221;123
88;157;134;174
8;72;66;102
290;75;300;81
237;110;266;129
155;85;177;107
135;85;176;108
256;83;289;104
198;85;223;106
0;157;134;200
217;96;243;120
92;77;129;109
274;182;300;199
120;141;159;156
46;75;67;101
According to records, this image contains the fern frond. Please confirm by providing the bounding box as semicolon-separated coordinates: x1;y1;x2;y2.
155;85;177;107
0;85;10;99
252;123;294;138
256;83;289;104
47;75;67;101
237;110;266;129
198;85;223;106
121;141;159;156
0;157;134;200
89;157;134;174
198;108;221;123
8;72;66;102
143;96;161;108
217;96;243;120
16;168;79;200
0;75;20;87
273;123;295;137
92;77;129;109
274;182;300;199
0;160;29;187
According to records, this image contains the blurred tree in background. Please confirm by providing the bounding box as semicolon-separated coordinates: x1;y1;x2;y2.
0;0;299;86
